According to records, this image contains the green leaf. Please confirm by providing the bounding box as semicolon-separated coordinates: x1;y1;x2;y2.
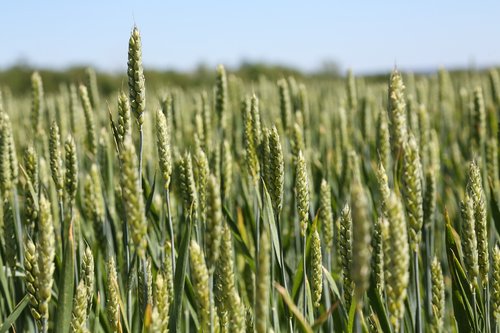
292;233;312;303
108;110;121;152
0;253;13;314
445;213;475;332
0;294;29;333
275;283;314;333
347;296;357;333
366;274;392;333
488;181;500;237
311;300;339;330
54;221;75;333
168;218;192;332
305;277;314;324
222;205;255;270
145;171;156;216
262;184;282;267
322;266;341;300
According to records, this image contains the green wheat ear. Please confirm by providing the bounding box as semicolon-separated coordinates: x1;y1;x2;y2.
24;146;39;234
64;135;78;204
431;257;445;332
163;241;174;302
340;204;353;308
376;161;391;216
36;194;56;332
205;174;222;273
215;64;228;130
255;228;270;333
49;121;64;198
402;133;423;251
106;256;121;332
70;280;89;333
250;94;262;152
268;126;284;215
82;246;94;312
151;270;170;333
243;96;259;183
472;86;485;151
193;144;209;222
350;177;372;304
24;238;40;324
31;71;44;135
0;113;13;194
4;115;18;186
466;160;489;283
376;108;391;174
189;240;211;331
492;246;500;319
85;67;100;110
372;216;385;293
386;192;410;332
278;78;292;133
486;137;499;188
311;228;323;308
295;150;309;236
200;91;212;149
460;194;479;284
215;224;245;332
120;136;147;258
387;69;408;155
156;109;172;190
117;91;131;145
346;69;358;112
319;179;334;251
128;26;146;126
79;84;97;156
178;151;198;219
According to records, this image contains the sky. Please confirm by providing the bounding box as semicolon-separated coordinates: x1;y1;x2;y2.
1;1;499;74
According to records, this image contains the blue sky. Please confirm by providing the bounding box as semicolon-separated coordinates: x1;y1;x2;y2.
1;1;499;74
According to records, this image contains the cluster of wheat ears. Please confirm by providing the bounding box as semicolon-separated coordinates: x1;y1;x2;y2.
0;26;499;333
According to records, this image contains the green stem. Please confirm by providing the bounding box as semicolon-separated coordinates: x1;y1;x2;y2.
138;127;143;189
303;233;307;318
58;197;64;251
139;257;148;328
354;308;362;333
123;214;132;326
324;251;333;331
12;188;23;266
413;250;422;333
423;222;432;319
42;318;48;333
209;274;214;333
254;186;260;324
276;212;293;332
485;285;491;333
166;190;175;273
270;247;281;332
472;287;478;333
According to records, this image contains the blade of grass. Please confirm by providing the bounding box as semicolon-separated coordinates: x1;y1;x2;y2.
223;205;255;270
322;266;341;300
0;294;29;333
54;220;75;333
262;185;282;267
347;297;357;333
275;283;314;333
169;217;192;332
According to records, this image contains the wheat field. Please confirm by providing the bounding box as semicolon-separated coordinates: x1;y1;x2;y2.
0;26;499;333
